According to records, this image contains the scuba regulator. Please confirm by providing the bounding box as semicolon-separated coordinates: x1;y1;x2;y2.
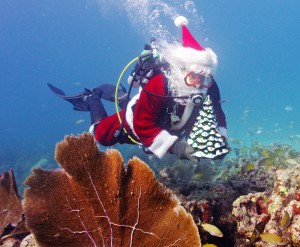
191;93;205;104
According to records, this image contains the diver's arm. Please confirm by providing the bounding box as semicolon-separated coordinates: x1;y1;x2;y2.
133;74;178;158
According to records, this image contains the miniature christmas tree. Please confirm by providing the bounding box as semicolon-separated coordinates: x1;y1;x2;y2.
187;95;229;159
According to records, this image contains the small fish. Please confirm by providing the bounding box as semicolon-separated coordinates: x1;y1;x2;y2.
261;149;273;157
286;159;298;165
284;106;293;111
241;146;247;154
192;172;204;182
201;223;223;237
280;210;291;228
75;119;85;124
258;158;274;169
243;163;255;172
203;244;218;247
260;233;286;245
256;130;262;135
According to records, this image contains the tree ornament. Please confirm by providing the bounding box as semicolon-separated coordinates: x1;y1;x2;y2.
187;95;229;159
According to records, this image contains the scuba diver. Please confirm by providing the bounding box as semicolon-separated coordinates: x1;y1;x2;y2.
48;16;228;162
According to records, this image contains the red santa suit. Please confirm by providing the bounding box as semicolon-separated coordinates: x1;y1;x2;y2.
94;15;227;159
94;72;227;159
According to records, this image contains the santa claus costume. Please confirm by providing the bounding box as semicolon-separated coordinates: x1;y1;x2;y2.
93;16;227;159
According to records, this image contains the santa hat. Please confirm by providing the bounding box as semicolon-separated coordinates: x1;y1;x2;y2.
172;16;218;75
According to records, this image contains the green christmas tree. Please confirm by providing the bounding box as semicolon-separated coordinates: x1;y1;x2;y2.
187;95;229;159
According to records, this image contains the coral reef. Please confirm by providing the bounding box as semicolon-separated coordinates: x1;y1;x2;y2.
232;164;300;246
0;170;22;236
23;133;201;246
2;133;300;246
185;199;213;224
157;142;300;246
160;169;239;246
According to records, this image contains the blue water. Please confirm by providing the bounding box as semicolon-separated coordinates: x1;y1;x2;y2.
1;0;300;188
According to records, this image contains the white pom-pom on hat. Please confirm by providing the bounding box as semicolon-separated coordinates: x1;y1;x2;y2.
166;15;218;75
174;16;189;28
175;16;204;51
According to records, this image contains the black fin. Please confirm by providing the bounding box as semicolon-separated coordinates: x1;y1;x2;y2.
47;83;90;111
47;83;66;97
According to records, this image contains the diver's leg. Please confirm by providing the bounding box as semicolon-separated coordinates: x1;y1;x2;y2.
93;84;130;109
87;92;107;125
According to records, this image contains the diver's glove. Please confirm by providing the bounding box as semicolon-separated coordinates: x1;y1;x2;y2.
171;141;198;162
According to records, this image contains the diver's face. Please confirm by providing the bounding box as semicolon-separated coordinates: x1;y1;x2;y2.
184;70;213;88
184;71;205;88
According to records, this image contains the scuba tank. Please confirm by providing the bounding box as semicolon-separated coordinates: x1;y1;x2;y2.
127;38;165;88
114;38;164;143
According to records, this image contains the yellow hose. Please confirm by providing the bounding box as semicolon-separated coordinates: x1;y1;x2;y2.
114;56;140;144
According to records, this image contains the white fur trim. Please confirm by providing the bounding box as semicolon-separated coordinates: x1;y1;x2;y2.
161;43;218;76
89;124;96;135
174;16;188;27
148;130;178;159
125;93;140;135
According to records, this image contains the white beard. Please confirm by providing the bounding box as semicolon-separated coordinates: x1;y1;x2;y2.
165;66;207;105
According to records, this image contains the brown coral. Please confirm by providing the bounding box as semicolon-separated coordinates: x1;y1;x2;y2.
23;133;201;246
0;170;22;236
233;164;300;246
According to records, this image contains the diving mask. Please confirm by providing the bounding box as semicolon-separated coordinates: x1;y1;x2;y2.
184;71;213;88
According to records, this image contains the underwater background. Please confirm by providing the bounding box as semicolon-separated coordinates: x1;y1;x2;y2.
1;0;300;191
